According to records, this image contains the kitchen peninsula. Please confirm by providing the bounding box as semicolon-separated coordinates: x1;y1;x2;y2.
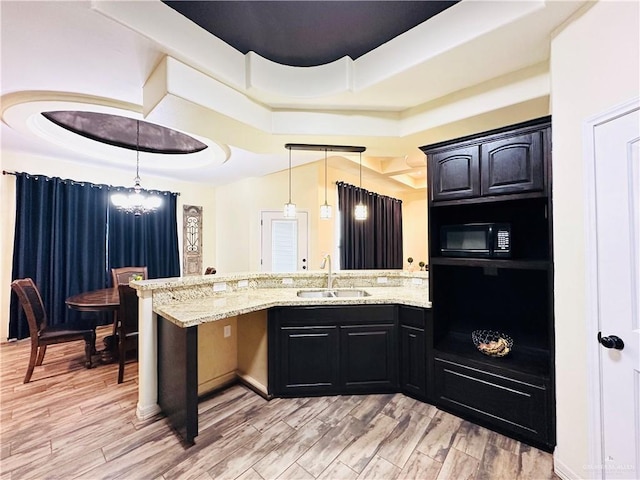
130;270;430;444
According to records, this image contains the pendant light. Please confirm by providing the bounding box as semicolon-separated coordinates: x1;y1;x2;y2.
354;151;368;220
111;120;162;216
283;143;366;221
320;148;332;219
283;146;296;218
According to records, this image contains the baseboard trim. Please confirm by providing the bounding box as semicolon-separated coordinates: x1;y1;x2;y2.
554;452;593;480
136;402;162;420
237;373;271;400
198;371;237;397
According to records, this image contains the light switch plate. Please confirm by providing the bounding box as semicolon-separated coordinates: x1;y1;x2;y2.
223;325;231;338
237;279;249;288
213;282;227;292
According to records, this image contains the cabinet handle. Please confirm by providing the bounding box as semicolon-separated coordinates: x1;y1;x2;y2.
598;332;624;350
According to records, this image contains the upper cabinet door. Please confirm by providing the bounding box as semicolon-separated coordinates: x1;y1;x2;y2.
480;131;544;196
430;146;480;201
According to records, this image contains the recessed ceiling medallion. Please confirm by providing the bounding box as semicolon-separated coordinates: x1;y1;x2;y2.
42;111;207;154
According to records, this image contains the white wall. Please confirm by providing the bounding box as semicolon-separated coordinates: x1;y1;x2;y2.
550;1;640;478
0;152;217;340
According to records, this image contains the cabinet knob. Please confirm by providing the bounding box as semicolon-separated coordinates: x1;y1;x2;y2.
598;332;624;350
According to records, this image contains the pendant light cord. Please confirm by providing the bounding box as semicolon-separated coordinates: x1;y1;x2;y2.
135;120;140;181
359;151;363;198
288;147;292;203
324;149;328;203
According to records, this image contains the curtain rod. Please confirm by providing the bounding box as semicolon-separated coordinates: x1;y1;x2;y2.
335;181;402;203
2;170;180;196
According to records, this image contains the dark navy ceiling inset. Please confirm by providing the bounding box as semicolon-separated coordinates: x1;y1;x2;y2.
163;1;459;67
42;111;208;154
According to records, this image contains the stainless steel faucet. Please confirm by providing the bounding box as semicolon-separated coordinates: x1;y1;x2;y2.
320;254;333;289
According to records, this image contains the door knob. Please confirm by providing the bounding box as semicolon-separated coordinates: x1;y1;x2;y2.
598;332;624;350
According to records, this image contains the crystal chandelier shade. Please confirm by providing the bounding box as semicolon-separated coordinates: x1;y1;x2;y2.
355;151;368;221
110;120;162;216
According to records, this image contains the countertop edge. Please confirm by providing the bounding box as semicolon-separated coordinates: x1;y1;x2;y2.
154;287;431;328
132;270;429;292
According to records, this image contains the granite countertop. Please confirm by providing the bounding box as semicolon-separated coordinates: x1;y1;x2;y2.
132;269;428;291
155;286;431;328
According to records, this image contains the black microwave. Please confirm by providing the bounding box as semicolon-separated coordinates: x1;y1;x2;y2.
440;223;511;258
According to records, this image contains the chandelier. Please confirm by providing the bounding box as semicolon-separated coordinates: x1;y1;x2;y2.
111;120;162;216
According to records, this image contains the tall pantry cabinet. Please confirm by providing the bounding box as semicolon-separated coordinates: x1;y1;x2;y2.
420;116;555;451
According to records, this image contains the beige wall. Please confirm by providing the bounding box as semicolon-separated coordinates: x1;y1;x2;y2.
198;317;237;395
402;191;428;269
0;152;217;340
214;158;427;273
237;310;269;392
214;162;321;272
550;1;639;477
0;148;426;339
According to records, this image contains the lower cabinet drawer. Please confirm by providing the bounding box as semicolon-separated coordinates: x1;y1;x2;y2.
434;357;550;446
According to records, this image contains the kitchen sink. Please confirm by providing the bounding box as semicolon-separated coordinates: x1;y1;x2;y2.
296;289;371;298
331;289;371;297
296;290;335;298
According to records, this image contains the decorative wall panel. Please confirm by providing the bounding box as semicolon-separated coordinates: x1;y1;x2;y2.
183;205;203;276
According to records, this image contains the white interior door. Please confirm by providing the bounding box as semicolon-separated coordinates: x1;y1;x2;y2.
260;211;309;272
592;104;640;479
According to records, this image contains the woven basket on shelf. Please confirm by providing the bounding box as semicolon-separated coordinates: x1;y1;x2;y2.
471;330;513;357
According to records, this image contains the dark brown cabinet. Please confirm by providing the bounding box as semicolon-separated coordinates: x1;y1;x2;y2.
481;131;544;196
399;306;431;400
278;325;339;395
434;356;549;443
421;116;555;452
400;326;425;397
426;118;550;204
340;323;397;393
269;305;400;397
430;145;480;201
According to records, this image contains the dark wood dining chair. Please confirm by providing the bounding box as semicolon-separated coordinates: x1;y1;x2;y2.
11;278;96;383
111;266;148;286
116;284;139;383
109;266;147;347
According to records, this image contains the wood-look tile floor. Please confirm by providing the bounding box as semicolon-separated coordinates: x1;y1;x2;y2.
1;326;558;480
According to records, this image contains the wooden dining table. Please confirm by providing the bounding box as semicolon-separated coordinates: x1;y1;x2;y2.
65;287;120;312
66;287;120;362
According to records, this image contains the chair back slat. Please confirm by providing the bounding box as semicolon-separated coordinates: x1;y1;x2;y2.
111;267;148;287
117;284;139;336
11;278;47;337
